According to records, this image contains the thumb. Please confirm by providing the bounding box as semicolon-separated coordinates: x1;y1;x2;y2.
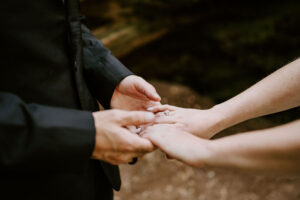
135;78;161;101
119;111;155;126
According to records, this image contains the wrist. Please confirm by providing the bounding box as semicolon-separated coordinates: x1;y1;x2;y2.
201;139;228;168
193;139;218;167
210;103;241;132
199;106;231;139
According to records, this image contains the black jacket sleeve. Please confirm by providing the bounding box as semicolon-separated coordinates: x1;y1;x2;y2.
81;24;134;108
0;92;95;173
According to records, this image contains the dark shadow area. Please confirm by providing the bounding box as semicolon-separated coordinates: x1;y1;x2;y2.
118;0;300;123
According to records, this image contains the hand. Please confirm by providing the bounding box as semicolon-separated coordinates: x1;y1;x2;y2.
110;75;161;111
92;109;155;165
142;124;213;167
149;105;225;139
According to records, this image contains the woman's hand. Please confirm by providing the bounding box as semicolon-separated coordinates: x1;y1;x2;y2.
149;105;225;139
141;124;214;167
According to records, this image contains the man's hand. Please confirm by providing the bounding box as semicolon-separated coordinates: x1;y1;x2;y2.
149;105;225;139
92;109;155;165
110;75;161;111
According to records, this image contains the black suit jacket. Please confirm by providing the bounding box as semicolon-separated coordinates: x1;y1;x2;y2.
0;0;132;199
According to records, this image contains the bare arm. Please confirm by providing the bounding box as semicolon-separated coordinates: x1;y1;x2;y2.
143;120;300;173
207;120;300;173
144;59;300;172
214;58;300;130
151;59;300;138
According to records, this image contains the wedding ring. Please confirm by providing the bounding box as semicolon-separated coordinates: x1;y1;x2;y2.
164;110;170;116
135;127;142;134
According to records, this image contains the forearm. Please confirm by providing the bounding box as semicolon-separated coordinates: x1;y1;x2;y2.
206;120;300;173
213;59;300;129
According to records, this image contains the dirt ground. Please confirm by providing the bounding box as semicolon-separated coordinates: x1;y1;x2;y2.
114;81;300;200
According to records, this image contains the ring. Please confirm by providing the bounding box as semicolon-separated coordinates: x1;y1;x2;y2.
129;157;138;165
135;127;142;134
164;110;170;116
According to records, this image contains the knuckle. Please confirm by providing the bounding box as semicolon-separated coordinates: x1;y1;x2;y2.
141;144;153;153
128;111;143;121
122;145;135;152
137;76;144;82
119;139;135;151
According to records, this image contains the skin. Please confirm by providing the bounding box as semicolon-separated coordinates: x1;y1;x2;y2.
110;75;161;111
150;58;300;139
92;75;161;165
143;58;300;172
143;120;300;173
149;106;224;139
92;110;156;165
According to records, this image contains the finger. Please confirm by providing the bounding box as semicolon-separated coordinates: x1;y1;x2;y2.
154;115;178;124
107;154;138;165
155;112;165;117
132;137;155;153
166;154;175;160
147;104;177;113
137;124;153;135
142;101;161;110
135;78;161;101
119;128;155;153
96;153;128;165
141;124;179;146
128;134;155;153
142;131;167;151
119;111;155;126
143;132;178;160
126;125;138;134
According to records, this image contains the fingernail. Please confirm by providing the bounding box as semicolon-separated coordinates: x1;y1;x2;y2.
147;107;154;111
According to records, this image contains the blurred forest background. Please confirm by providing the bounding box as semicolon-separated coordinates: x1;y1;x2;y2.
81;0;300;199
